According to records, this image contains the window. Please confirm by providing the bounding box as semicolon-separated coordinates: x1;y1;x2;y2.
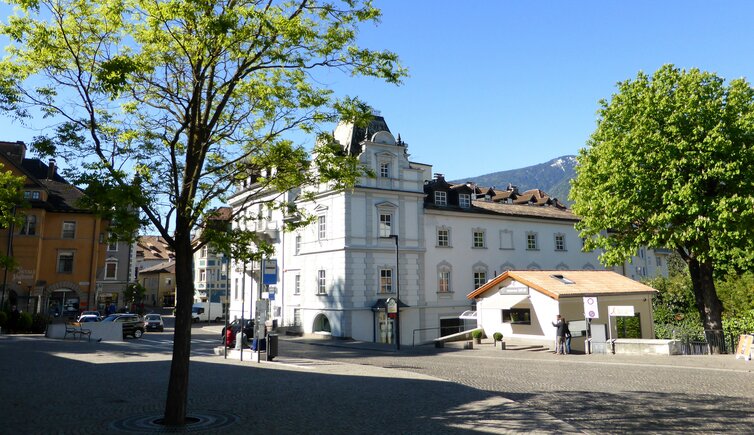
656;256;662;267
62;221;76;239
379;213;392;238
502;309;531;325
105;261;117;280
57;251;74;273
437;228;450;247
459;193;470;208
554;233;566;251
526;232;538;250
234;278;239;300
19;215;36;235
24;191;40;200
317;270;326;294
295;234;301;255
434;191;447;206
617;313;642;338
379;162;390;178
200;246;208;258
500;230;514;250
379;268;393;293
472;229;485;248
438;270;451;293
199;269;207;282
294;274;301;295
474;271;487;289
107;237;118;251
318;215;326;240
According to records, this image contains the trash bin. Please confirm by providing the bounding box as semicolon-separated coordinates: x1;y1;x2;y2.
267;334;278;361
251;337;266;351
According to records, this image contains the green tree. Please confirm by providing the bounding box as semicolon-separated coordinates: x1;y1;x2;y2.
571;65;754;353
0;162;24;275
0;0;404;424
123;283;146;310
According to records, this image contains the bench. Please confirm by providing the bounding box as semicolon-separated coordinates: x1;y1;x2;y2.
64;322;92;342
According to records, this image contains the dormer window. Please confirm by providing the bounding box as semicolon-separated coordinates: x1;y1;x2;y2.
379;162;390;178
550;274;575;284
434;191;447;206
459;193;470;208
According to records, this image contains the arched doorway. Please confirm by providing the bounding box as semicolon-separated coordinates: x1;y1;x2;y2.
313;313;331;333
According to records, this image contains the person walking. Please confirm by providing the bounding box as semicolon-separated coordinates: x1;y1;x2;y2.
552;314;566;354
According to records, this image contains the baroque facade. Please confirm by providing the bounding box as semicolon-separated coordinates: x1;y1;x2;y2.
227;115;668;346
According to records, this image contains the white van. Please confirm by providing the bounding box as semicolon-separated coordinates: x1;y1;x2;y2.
191;302;225;322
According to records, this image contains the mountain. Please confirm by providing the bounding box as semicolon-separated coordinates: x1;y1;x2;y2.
452;156;577;204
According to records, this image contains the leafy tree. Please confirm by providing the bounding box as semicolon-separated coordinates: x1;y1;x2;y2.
0;0;404;424
572;65;754;353
716;272;754;317
0;162;24;268
123;282;146;310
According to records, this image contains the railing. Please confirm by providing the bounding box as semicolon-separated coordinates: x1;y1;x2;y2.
673;329;735;355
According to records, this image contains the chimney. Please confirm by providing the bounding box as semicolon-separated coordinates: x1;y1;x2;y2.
47;159;56;180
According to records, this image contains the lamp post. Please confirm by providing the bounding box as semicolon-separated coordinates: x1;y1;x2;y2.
383;234;400;350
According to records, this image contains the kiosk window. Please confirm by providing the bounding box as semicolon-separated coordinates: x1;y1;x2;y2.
502;308;531;325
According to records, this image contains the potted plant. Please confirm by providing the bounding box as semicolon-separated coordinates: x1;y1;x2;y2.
493;332;503;347
471;329;483;344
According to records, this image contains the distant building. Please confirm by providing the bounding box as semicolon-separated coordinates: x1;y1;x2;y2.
227;114;669;345
137;260;176;308
0;141;108;317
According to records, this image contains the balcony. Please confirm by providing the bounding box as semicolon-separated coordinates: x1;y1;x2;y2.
251;220;279;243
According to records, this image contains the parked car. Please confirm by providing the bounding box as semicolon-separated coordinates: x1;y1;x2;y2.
144;314;164;332
221;319;254;341
80;310;101;319
77;314;100;323
102;313;145;338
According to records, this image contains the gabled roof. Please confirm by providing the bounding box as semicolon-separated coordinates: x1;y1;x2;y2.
467;270;657;300
137;236;174;260
139;260;175;274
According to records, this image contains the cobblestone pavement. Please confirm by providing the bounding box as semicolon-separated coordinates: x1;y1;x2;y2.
0;332;580;434
278;337;754;434
2;330;752;434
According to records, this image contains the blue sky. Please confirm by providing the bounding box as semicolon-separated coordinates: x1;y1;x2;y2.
3;1;754;180
320;1;754;180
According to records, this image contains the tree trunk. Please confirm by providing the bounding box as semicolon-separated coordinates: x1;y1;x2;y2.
687;258;725;354
163;233;195;425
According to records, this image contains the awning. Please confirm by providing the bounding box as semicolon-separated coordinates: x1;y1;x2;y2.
498;294;529;309
459;310;477;320
371;298;410;311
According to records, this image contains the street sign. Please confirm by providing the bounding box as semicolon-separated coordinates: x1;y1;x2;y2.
583;296;599;319
386;298;398;314
262;259;277;285
608;305;635;316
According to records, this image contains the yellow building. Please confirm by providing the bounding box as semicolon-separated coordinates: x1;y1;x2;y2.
138;260;176;308
0;141;108;317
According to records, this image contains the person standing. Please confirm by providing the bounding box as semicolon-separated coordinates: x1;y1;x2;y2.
563;318;572;354
552;314;566;354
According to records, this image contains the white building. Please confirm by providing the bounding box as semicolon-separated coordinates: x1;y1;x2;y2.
227;114;668;346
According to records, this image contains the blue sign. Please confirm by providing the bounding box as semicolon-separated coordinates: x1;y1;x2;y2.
262;259;277;285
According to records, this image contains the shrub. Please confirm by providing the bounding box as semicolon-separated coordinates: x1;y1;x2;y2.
31;313;50;334
17;312;33;332
471;329;483;339
493;332;503;342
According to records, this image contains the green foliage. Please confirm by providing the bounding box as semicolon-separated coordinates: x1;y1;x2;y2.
646;273;697;326
17;312;32;332
572;64;754;270
471;329;483;339
722;310;754;339
716;272;754;316
492;332;503;342
30;313;50;333
123;283;146;306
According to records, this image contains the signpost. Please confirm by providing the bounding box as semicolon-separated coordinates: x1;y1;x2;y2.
607;305;636;351
583;297;599;354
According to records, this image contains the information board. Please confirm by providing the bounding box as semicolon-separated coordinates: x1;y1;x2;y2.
735;335;753;361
